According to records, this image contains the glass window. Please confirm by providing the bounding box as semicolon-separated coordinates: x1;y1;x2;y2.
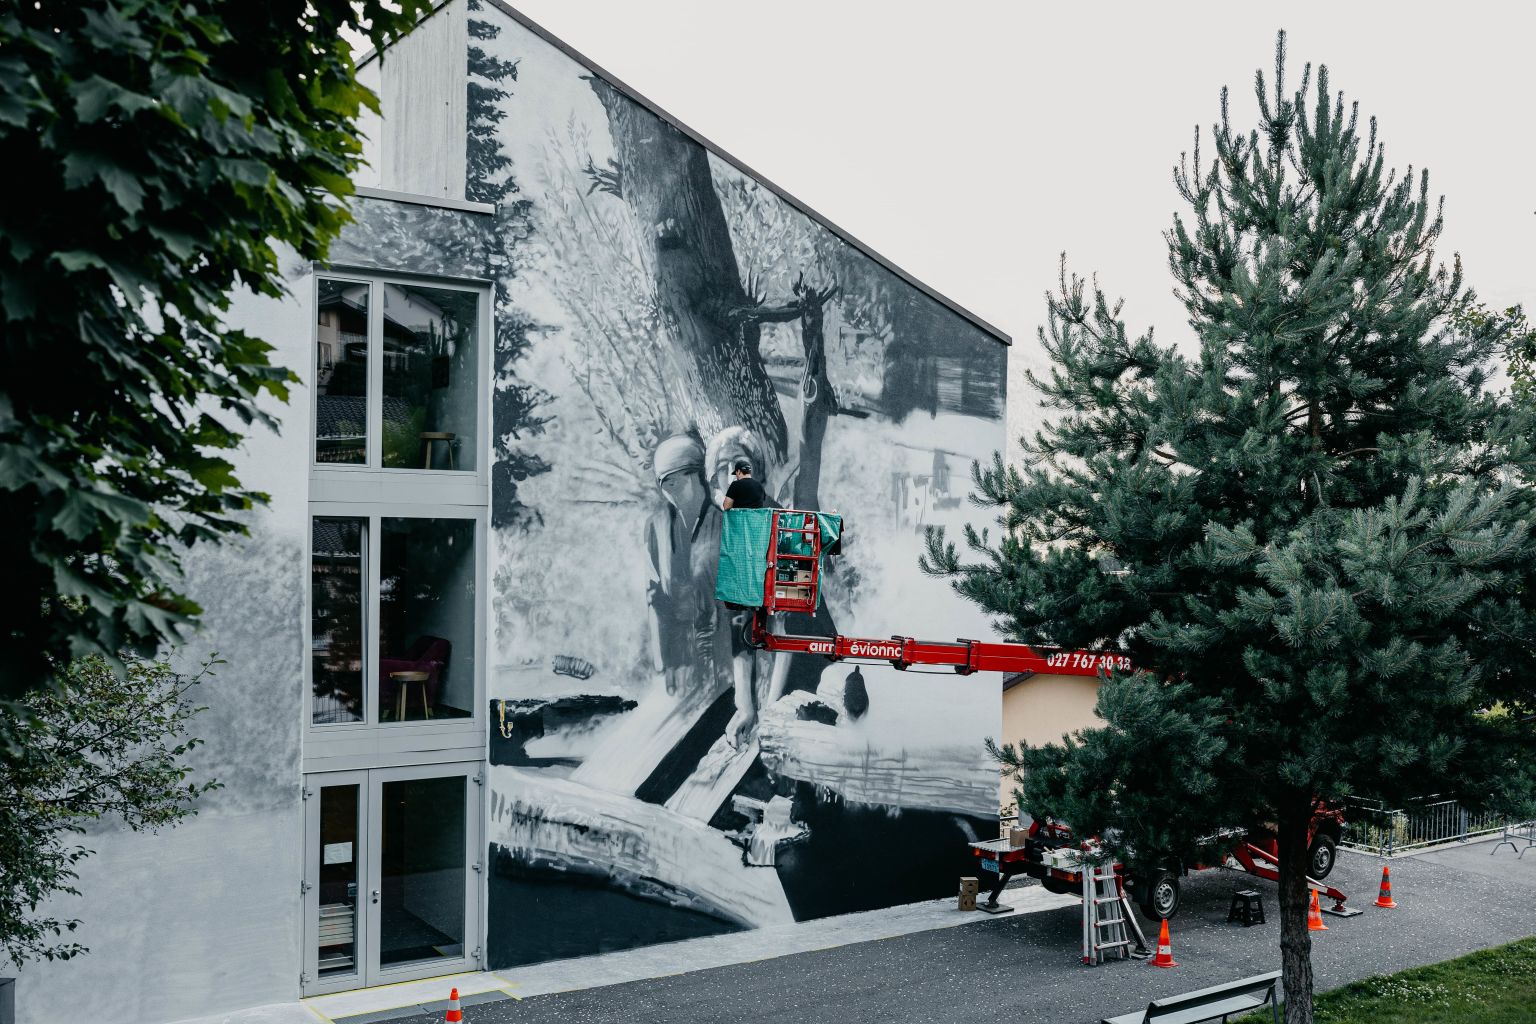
378;518;475;722
379;776;466;967
315;279;371;464
312;517;366;724
317;784;361;979
380;284;479;471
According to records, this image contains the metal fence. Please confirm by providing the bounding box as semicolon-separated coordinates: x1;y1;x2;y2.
1341;796;1522;856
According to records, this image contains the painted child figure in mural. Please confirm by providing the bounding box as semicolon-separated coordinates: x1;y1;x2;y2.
645;432;728;698
703;429;793;750
644;429;793;751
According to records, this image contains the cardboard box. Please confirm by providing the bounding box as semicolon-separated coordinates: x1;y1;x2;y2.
1008;827;1029;848
957;892;977;911
958;876;979;895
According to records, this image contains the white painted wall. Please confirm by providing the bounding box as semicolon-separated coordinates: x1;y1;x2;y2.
374;2;468;199
14;267;316;1024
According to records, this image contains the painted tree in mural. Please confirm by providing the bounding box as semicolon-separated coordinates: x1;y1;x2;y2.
923;34;1536;1024
588;80;839;509
467;0;520;206
467;0;552;529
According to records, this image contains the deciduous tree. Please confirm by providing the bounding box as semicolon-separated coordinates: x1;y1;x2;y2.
0;0;426;742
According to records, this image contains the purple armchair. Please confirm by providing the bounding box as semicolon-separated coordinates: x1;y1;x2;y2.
378;635;451;719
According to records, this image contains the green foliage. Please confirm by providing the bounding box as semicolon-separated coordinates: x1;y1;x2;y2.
1233;938;1536;1024
0;0;428;735
1492;305;1536;402
0;654;217;966
926;32;1536;1021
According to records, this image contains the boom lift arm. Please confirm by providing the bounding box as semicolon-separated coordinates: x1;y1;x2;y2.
740;508;1130;677
748;614;1129;677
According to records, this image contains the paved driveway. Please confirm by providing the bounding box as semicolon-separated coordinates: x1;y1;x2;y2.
373;841;1536;1024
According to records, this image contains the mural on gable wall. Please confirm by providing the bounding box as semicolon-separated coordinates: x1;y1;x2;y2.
339;0;1008;969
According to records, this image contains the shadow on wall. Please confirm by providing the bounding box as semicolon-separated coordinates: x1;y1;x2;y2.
164;521;306;817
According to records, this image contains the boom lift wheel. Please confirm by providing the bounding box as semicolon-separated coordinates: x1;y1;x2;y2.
1139;871;1181;920
1308;834;1338;880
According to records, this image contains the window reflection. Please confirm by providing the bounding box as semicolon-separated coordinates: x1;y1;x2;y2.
312;517;366;724
380;284;478;471
315;279;370;464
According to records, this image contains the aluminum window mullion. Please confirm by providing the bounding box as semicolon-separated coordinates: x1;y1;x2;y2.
479;287;492;493
365;515;381;727
367;279;384;469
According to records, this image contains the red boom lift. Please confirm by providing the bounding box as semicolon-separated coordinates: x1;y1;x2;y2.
740;508;1358;946
744;509;1129;679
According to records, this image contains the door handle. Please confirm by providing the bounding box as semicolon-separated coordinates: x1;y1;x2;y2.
370;889;380;905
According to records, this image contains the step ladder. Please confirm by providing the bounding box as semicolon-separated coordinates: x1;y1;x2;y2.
1080;864;1149;965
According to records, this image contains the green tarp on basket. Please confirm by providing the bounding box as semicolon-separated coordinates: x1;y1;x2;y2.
715;508;842;608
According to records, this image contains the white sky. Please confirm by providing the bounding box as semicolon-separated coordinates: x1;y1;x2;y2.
377;2;1536;437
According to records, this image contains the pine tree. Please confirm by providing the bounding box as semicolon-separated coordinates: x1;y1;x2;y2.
925;33;1536;1024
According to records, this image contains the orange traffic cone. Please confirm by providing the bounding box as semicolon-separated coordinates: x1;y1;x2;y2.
1150;918;1178;968
1307;889;1328;931
445;987;463;1024
1374;866;1398;909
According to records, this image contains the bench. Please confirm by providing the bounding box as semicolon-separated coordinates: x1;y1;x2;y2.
1101;971;1281;1024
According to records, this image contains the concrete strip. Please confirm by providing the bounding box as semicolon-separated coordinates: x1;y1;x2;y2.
302;972;517;1023
166;1002;329;1024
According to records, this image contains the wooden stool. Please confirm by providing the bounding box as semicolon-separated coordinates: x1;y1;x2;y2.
1227;888;1265;926
390;670;432;721
419;432;456;470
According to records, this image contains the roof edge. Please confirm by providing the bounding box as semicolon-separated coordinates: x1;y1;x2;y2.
476;0;1013;345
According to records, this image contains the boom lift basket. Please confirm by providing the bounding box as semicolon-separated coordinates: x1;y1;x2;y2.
715;507;842;612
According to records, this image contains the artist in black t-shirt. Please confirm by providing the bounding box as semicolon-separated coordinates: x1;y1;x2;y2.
722;458;767;509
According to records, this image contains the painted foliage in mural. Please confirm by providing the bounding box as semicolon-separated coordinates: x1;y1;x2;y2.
353;1;1008;969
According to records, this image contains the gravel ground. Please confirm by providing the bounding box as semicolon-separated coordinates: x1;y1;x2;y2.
372;841;1536;1024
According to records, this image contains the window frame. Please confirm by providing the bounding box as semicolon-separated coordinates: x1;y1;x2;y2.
305;503;488;762
309;271;491;488
304;267;492;768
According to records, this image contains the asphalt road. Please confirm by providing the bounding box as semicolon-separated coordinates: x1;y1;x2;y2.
379;841;1536;1024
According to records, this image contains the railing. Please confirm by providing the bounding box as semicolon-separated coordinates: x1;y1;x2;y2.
1341;795;1521;856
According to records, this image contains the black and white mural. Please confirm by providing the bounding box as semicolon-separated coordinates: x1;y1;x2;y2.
341;0;1007;969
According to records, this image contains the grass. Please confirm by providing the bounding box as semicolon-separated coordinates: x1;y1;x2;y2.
1235;937;1536;1023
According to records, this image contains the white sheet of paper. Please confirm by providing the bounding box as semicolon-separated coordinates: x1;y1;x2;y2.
323;842;353;865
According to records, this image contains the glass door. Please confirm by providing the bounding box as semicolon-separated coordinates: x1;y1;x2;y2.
303;765;480;996
304;772;368;995
367;766;475;983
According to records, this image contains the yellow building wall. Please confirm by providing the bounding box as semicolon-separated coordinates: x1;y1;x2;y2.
998;673;1103;809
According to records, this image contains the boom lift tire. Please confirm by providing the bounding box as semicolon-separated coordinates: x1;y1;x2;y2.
1138;871;1181;920
1308;834;1338;880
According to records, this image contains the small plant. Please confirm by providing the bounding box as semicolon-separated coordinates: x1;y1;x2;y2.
0;654;217;965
